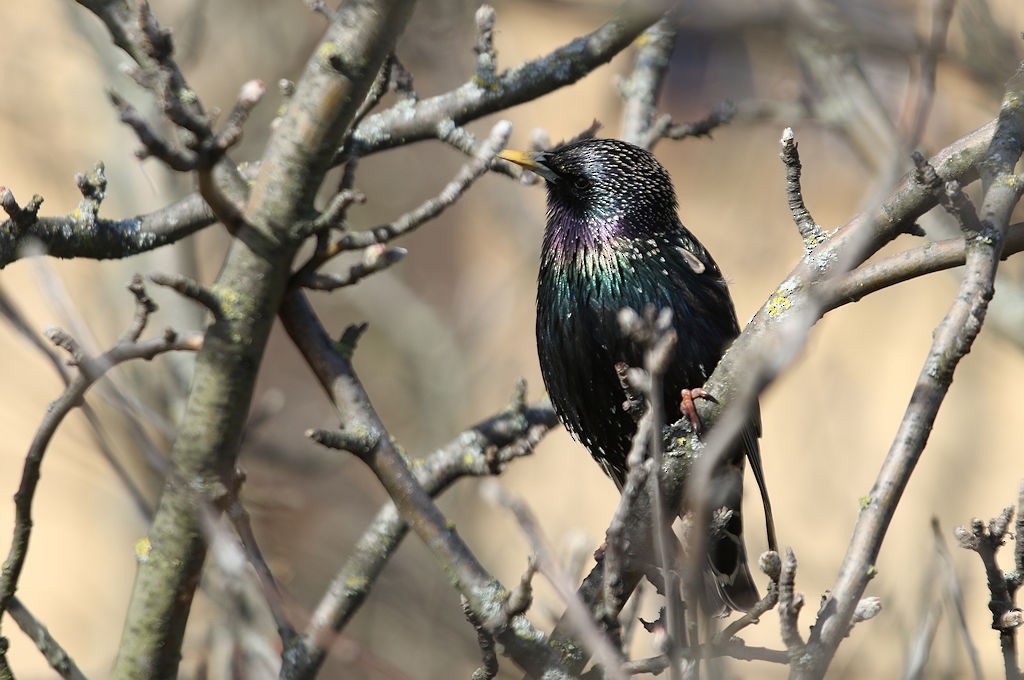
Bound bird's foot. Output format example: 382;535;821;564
679;388;711;433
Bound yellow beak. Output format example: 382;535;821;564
497;149;559;182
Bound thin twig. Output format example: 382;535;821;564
463;597;499;680
279;291;569;679
829;222;1024;311
956;507;1023;680
7;597;87;680
337;121;511;250
714;551;782;644
778;548;806;659
904;0;956;148
288;395;554;678
0;190;216;269
149;272;225;319
226;487;297;648
0;325;202;619
622;642;790;672
618;307;687;677
646;100;737;150
800;69;1024;678
474;5;498;82
619;17;676;148
295;245;406;291
932;518;983;680
780;127;827;252
0;284;157;518
482;482;628;680
1014;481;1024;597
347;2;664;157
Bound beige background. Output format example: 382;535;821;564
1;1;1023;678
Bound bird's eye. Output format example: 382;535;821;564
572;176;590;193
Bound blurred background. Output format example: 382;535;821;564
2;0;1024;678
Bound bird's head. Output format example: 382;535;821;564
498;138;678;234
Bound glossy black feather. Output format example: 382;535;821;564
530;138;772;612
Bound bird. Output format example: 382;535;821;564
498;136;775;613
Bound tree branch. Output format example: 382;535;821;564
619;17;676;148
797;65;1024;679
109;1;416;677
278;290;573;679
0;321;201;629
347;2;664;157
7;597;87;680
0;190;216;269
283;391;555;679
828;221;1024;311
957;505;1023;680
335;121;511;250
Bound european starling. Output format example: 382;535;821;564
499;137;775;612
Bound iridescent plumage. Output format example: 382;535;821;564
504;138;774;612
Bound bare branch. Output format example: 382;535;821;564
306;427;381;459
295;245;407;291
225;474;298;648
799;67;1024;679
0;189;216;269
149;272;225;319
780;127;827;251
279;291;570;679
0;319;201;623
956;506;1023;680
463;597;500;680
483;480;628;680
619;17;676;147
0;186;43;230
618;306;690;675
778;548;806;659
0;284;158;518
645;100;737;150
348;2;665;157
104;3;418;668
337;120;511;249
108;90;198;170
474;5;498;80
286;393;554;678
1014;481;1024;597
213;79;268;153
714;551;782;644
73;162;107;224
7;597;87;680
828;222;1024;311
622;642;790;671
122;273;159;343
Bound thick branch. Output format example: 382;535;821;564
110;2;416;678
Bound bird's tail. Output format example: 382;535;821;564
701;457;761;614
704;519;760;613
